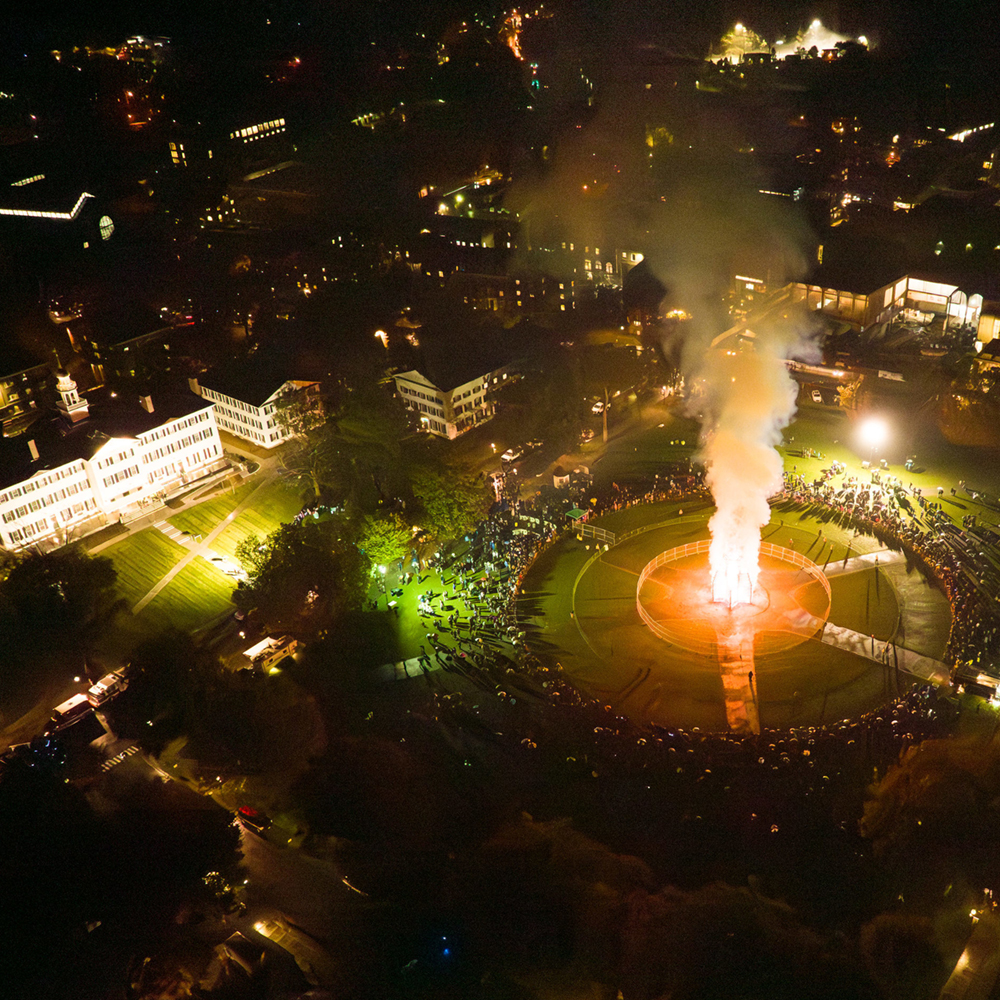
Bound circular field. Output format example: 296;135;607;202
517;501;952;733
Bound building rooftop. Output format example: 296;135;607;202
407;338;517;392
0;383;210;490
198;351;318;408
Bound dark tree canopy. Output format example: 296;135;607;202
234;518;368;633
411;465;492;542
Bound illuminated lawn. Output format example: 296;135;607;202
104;528;235;636
105;529;186;607
828;567;899;641
140;556;235;634
165;481;257;541
167;478;303;560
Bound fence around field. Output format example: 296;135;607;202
635;539;831;650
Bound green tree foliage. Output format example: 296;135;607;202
280;385;408;508
233;519;367;633
0;548;121;650
411;464;491;541
358;512;412;570
0;548;125;717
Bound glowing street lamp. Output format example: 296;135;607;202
860;416;888;464
374;329;388;348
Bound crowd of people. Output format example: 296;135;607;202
778;464;1000;675
391;447;1000;821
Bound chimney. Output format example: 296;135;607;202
28;439;39;461
140;395;154;413
188;377;201;396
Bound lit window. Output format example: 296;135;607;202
99;215;114;240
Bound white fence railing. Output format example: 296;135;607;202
635;539;831;651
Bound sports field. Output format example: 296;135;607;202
518;500;949;733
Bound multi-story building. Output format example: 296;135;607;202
790;270;983;334
0;371;227;552
394;362;515;440
192;366;321;449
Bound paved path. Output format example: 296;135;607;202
823;547;906;577
132;470;279;614
717;632;760;735
816;547;951;685
939;911;1000;1000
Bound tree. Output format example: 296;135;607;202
358;512;412;570
233;519;368;633
111;629;223;744
860;733;1000;896
411;465;492;542
272;381;326;438
280;386;408;508
0;547;121;650
0;548;125;719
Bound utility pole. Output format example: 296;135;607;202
602;385;609;444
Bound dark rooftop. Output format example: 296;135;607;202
0;384;210;490
198;351;318;408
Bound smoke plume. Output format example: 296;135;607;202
695;312;815;603
501;45;820;596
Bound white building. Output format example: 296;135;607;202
191;371;321;450
394;364;514;440
0;371;226;552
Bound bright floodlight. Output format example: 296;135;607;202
860;417;888;449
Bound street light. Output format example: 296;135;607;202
374;329;388;348
378;564;387;603
860;416;888;464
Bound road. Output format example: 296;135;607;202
237;824;360;941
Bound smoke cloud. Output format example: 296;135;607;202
502;55;821;596
695;311;817;602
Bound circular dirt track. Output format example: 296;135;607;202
518;502;952;733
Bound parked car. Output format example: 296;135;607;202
580;428;596;442
237;806;271;834
591;401;605;414
811;389;823;404
210;556;246;580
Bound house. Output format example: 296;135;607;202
192;359;321;449
0;370;226;552
394;360;516;440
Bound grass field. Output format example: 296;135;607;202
103;527;235;638
105;529;187;608
167;478;303;560
165;481;258;540
139;556;236;634
829;567;899;641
